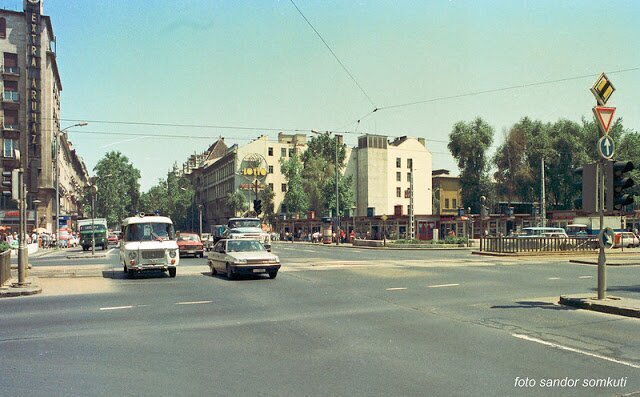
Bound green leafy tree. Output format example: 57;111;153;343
258;186;276;225
323;174;355;217
280;152;308;215
448;117;494;213
139;173;194;231
225;191;247;217
93;151;141;228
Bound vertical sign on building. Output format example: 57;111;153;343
25;0;42;162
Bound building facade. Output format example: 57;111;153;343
0;1;88;232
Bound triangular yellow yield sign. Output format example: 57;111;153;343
593;106;616;134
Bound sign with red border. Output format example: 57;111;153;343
592;106;616;135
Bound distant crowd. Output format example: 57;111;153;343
0;231;79;249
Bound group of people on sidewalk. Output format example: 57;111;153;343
0;231;79;249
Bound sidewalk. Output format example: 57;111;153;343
272;241;476;250
559;295;640;318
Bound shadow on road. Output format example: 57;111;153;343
201;271;273;281
491;301;577;311
102;270;170;280
591;285;640;293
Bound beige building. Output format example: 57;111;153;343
0;1;88;232
345;134;432;217
432;169;462;216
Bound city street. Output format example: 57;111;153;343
1;244;638;396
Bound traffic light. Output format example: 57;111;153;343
2;169;19;201
253;199;262;215
606;160;635;212
573;163;598;212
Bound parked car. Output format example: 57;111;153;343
614;232;640;248
107;233;119;245
208;238;280;280
177;233;204;258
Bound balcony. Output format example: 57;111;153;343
2;123;19;132
1;65;20;76
2;91;19;102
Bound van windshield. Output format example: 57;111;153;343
127;223;175;241
228;219;261;228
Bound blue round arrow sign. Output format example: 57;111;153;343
598;136;615;160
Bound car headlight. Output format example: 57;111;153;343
128;252;137;259
234;258;247;264
169;250;177;258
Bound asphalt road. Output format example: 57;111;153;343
1;244;638;396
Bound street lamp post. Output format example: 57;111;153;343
198;204;203;238
56;122;87;247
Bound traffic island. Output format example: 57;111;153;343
0;277;42;298
559;295;640;318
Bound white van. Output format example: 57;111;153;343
120;214;179;278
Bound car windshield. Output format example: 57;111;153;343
227;240;265;252
228;219;261;228
127;222;175;241
178;234;200;242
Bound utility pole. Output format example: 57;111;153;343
409;162;415;240
335;135;341;245
541;158;546;227
597;159;606;299
16;168;28;286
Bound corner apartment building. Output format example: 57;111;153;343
345;134;432;217
0;1;88;232
188;133;307;230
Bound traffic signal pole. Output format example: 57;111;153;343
597;159;606;300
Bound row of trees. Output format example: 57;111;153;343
87;114;638;230
449;116;640;214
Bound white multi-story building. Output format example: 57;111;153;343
345;134;432;217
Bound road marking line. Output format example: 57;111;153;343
512;333;640;369
578;276;593;279
301;249;317;253
548;277;561;280
176;301;213;305
99;306;133;311
385;287;407;291
428;283;460;288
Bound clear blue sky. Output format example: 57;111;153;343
4;0;638;190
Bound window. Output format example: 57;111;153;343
281;148;287;158
281;183;287;192
4;109;18;130
0;18;6;40
268;147;273;156
3;53;17;74
407;158;413;169
3;138;17;157
445;198;450;209
394;205;402;216
453;199;457;208
396;158;401;168
3;80;18;101
288;148;294;157
268;183;273;191
396;172;401;182
407;172;411;182
268;165;273;174
396;187;401;197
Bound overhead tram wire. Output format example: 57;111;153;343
288;0;377;109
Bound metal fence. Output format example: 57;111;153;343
0;250;10;286
480;236;598;253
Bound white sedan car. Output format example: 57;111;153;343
208;239;280;280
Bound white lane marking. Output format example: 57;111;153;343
176;301;212;305
512;333;640;369
99;306;133;311
301;249;317;253
428;283;460;288
578;276;593;279
386;287;407;291
548;277;561;280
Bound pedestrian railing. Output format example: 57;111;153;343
0;250;10;286
480;236;598;253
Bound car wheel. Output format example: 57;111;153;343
226;263;234;280
209;261;217;276
268;271;278;279
169;268;177;278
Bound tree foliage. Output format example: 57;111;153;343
448;117;494;213
225;191;248;217
139;172;194;231
93;151;141;228
280;153;308;215
258;186;276;225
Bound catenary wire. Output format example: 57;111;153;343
288;0;377;108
